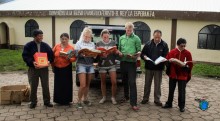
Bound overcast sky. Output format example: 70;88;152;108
0;0;219;12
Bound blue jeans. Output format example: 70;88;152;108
76;64;94;74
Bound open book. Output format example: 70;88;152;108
169;58;193;67
126;52;141;59
59;50;77;58
78;48;101;57
96;46;117;54
145;56;167;65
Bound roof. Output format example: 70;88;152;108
0;0;220;12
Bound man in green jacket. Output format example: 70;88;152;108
118;22;141;111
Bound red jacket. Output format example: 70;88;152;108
166;48;193;81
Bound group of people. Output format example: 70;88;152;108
22;22;193;112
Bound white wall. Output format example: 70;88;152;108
176;20;220;63
55;16;105;47
1;16;220;63
0;17;53;46
109;17;172;48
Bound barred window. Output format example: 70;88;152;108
70;20;85;44
198;25;220;50
133;21;151;44
25;19;39;37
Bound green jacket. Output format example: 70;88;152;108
118;33;141;62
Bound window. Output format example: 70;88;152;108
25;19;39;37
133;21;151;44
198;25;220;50
70;20;85;44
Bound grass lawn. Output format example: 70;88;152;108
0;49;27;72
192;63;220;78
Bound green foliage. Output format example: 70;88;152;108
0;49;27;72
192;63;220;78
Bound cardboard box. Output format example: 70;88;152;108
0;85;30;105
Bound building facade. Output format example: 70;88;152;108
0;1;220;63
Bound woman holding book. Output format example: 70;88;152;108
52;33;76;105
75;27;95;108
96;29;119;105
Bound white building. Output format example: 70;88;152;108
0;0;220;63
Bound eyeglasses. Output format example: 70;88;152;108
180;45;186;47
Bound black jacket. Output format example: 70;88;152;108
22;40;54;67
141;39;169;70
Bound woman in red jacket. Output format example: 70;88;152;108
162;38;193;112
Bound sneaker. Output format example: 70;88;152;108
111;97;117;105
132;106;139;111
83;100;92;106
99;97;106;104
76;102;83;109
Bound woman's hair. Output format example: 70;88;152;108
79;27;93;42
125;22;134;29
177;38;187;45
100;29;110;37
60;33;69;39
82;27;93;37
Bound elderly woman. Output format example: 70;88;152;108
52;33;76;105
75;27;95;109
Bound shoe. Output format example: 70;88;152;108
29;103;36;109
154;101;163;106
141;100;149;104
111;97;117;105
44;102;53;107
180;108;185;112
99;97;106;104
76;102;83;109
83;100;92;106
162;104;172;109
120;97;129;103
132;106;139;111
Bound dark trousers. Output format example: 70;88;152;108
166;78;187;109
143;69;162;103
120;61;137;106
28;67;50;104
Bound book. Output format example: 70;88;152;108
33;52;48;66
169;58;193;67
59;50;77;58
96;46;117;54
126;52;141;59
78;48;101;57
145;56;167;65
